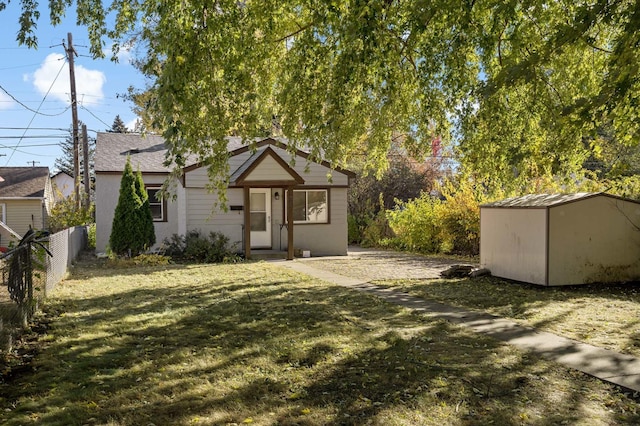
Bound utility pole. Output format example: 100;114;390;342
27;161;40;167
82;124;90;210
64;32;80;209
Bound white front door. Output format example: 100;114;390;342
250;188;271;248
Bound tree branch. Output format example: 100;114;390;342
275;21;314;43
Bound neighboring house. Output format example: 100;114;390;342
0;167;54;247
94;133;355;259
480;192;640;286
51;171;74;202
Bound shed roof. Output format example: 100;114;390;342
0;167;50;198
481;192;614;208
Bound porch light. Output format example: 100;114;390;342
274;191;280;200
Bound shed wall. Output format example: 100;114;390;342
480;207;547;285
548;196;640;285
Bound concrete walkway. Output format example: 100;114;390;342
278;260;640;393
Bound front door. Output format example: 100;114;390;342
249;188;271;248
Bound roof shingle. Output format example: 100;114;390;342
0;167;50;198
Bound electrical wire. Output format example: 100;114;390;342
5;60;67;165
0;83;71;117
79;105;113;129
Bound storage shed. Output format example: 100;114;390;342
480;193;640;286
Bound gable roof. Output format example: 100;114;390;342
231;146;305;185
0;167;50;198
481;192;640;208
95;133;355;178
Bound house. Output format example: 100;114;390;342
94;133;355;259
0;167;54;247
51;171;74;201
480;192;640;286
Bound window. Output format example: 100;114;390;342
146;187;165;222
288;189;328;223
0;203;5;223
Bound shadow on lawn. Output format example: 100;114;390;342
1;262;639;425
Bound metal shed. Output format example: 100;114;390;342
480;193;640;286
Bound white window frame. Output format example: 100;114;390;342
286;189;329;224
0;203;5;223
146;186;165;222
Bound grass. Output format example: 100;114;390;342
376;276;640;359
1;258;640;425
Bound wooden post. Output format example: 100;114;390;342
244;186;251;260
287;186;294;260
82;124;90;210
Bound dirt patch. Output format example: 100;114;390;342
296;247;478;281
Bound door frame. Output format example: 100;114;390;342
249;188;272;248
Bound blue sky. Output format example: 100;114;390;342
0;6;146;172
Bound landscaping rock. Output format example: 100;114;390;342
470;268;491;278
440;264;474;278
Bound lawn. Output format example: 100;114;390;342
1;259;640;425
377;276;640;358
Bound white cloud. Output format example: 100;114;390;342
126;117;141;131
0;90;14;110
30;53;106;106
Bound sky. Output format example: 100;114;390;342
0;6;147;173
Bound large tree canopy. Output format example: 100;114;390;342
7;0;640;191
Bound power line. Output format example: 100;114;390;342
0;136;68;140
0;80;71;117
80;105;112;129
5;59;67;165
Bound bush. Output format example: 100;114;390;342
386;179;484;256
87;223;96;249
387;194;443;253
436;181;482;255
163;230;241;263
48;195;94;233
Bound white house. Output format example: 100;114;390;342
94;133;355;259
51;171;74;202
480;193;640;286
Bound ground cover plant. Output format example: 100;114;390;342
1;259;640;425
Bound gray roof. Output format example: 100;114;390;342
0;167;50;198
95;133;171;173
95;133;256;173
481;192;605;208
94;133;356;176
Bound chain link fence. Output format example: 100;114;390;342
0;226;88;351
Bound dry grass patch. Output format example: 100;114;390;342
0;259;639;425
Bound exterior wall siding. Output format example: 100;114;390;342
2;199;46;238
281;188;348;256
95;173;179;253
245;156;296;181
186;188;245;249
480;207;547;285
548;196;640;285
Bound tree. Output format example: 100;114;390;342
109;157;155;255
109;115;128;133
9;1;640;192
